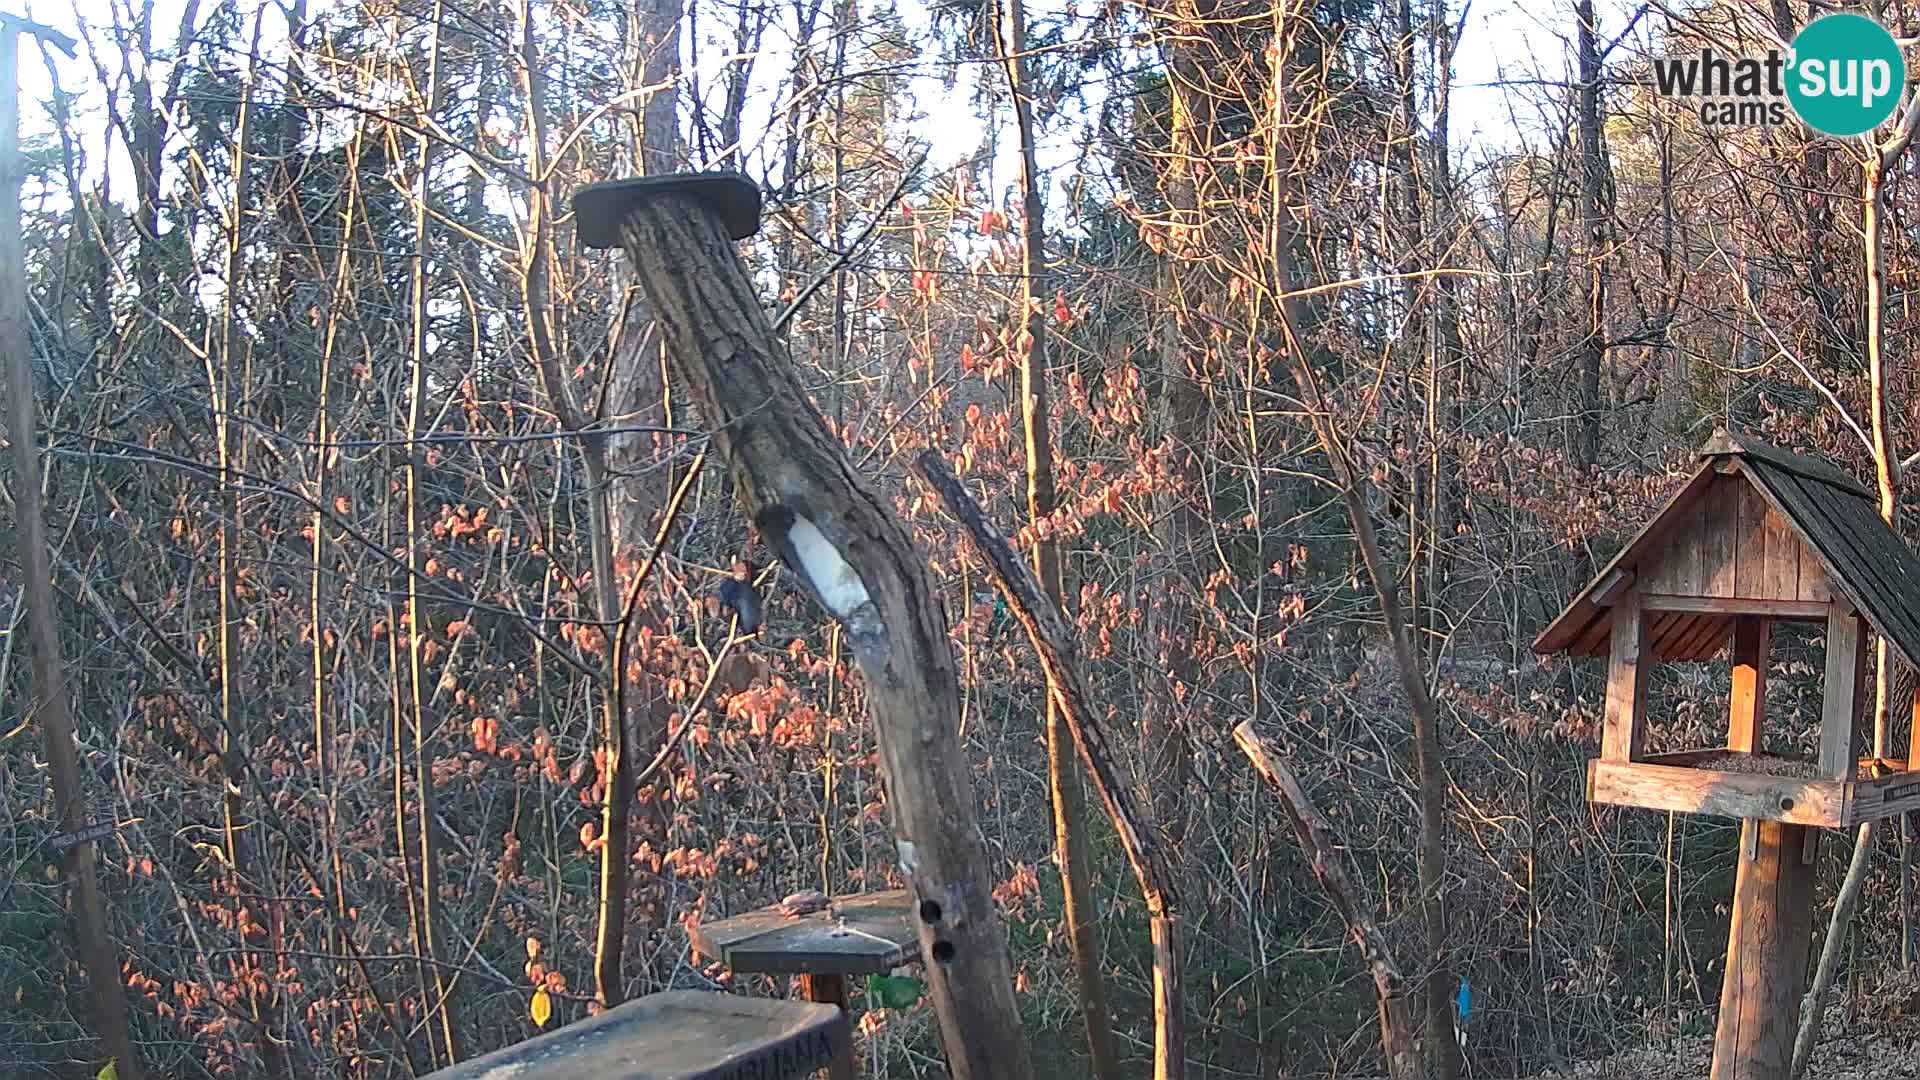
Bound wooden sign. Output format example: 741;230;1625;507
48;821;115;853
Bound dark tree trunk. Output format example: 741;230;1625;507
1574;0;1607;469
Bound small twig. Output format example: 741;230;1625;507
631;630;738;796
0;14;76;57
611;447;709;746
772;152;927;333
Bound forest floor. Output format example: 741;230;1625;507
1537;1035;1920;1080
1532;998;1920;1080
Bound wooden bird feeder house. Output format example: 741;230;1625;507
1536;428;1920;1080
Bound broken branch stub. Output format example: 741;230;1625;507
574;174;1035;1080
1233;722;1421;1080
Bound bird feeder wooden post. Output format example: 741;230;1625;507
689;890;921;1080
572;174;1036;1080
1537;428;1920;1080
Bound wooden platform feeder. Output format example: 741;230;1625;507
1535;428;1920;1080
427;989;846;1080
688;890;919;1080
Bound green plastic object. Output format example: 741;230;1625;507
864;973;925;1010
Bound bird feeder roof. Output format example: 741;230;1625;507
1534;428;1920;668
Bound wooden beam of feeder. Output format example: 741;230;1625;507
1822;604;1866;779
1728;617;1769;753
607;192;1034;1080
914;450;1185;1080
1233;722;1420;1080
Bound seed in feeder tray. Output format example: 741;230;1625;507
1686;750;1862;780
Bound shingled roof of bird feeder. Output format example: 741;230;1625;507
1534;428;1920;668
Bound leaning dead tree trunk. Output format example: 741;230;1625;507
576;174;1035;1080
914;451;1186;1080
1235;722;1422;1080
990;0;1120;1073
0;18;143;1080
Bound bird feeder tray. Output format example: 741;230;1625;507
688;889;919;977
1586;750;1920;828
425;989;845;1080
1536;428;1920;827
574;172;764;248
688;889;920;1080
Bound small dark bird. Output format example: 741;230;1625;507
715;559;762;635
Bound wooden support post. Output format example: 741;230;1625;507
1908;679;1920;968
1602;590;1649;762
797;975;853;1080
580;175;1034;1080
1710;820;1817;1080
1821;604;1865;779
0;18;143;1080
1728;617;1769;753
1713;616;1816;1079
1909;678;1920;773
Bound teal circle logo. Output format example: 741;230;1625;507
1787;13;1905;136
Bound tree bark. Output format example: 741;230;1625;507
0;25;144;1080
991;1;1121;1076
1793;95;1920;1073
213;29;291;1074
604;0;683;935
916;450;1186;1080
1150;0;1212;852
1573;0;1607;469
611;190;1036;1080
605;0;683;544
404;5;461;1061
1267;180;1457;1080
1265;5;1457;1073
518;0;682;1004
1426;0;1464;673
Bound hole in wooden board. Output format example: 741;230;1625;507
930;940;956;964
918;899;942;924
1780;796;1796;812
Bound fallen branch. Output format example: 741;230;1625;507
1233;721;1422;1080
913;449;1185;1080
